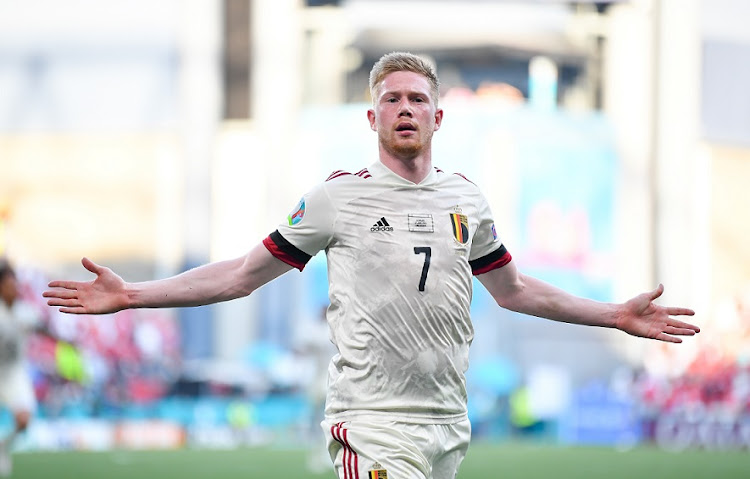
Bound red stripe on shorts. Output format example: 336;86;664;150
332;422;359;479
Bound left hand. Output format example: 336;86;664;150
616;284;700;343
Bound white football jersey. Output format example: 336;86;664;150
264;161;511;424
0;300;39;370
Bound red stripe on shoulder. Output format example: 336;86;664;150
453;172;475;185
326;170;351;181
326;168;371;182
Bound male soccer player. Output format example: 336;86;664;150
0;261;41;476
44;52;700;479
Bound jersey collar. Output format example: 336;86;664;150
369;161;439;187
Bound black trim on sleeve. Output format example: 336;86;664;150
469;245;512;275
267;230;312;269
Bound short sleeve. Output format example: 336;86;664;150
14;301;41;331
468;191;512;275
263;183;335;271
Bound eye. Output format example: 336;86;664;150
413;97;425;103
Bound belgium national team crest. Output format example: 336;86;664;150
450;213;469;244
368;463;388;479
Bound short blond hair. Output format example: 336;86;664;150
369;52;440;105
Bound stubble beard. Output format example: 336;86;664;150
380;132;429;160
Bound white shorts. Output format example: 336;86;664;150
321;418;471;479
0;364;36;413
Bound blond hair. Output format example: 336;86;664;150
369;52;440;105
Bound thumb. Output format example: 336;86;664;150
81;257;103;276
648;283;665;301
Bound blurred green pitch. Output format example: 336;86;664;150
11;442;750;479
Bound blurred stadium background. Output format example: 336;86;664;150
1;0;749;477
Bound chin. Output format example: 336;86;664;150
392;141;423;158
394;147;420;158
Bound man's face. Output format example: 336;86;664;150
0;273;17;307
368;71;443;159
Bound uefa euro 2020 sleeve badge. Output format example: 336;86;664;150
287;198;306;226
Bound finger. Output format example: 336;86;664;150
668;318;700;332
666;307;695;317
648;283;665;301
42;290;78;300
46;298;81;308
46;281;80;290
655;333;682;344
81;257;101;275
58;306;87;314
663;326;696;336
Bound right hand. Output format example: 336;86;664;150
43;257;130;314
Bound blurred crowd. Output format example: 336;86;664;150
4;263;750;451
13;265;182;419
633;290;750;450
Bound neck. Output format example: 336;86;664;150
378;147;433;184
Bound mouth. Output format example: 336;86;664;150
395;122;417;135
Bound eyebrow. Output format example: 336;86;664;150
381;89;430;99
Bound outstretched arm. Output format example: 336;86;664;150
43;243;294;314
477;260;700;343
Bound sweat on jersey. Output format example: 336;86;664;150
263;161;512;424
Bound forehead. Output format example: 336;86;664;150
376;71;433;97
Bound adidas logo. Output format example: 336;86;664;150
370;217;394;232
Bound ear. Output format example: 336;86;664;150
367;109;377;131
433;108;444;131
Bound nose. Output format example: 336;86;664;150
398;99;413;117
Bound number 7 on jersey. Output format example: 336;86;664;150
413;246;431;292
